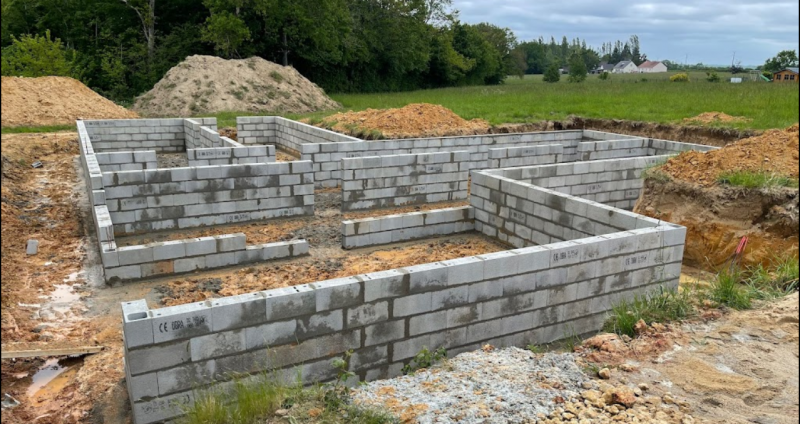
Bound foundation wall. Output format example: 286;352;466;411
122;222;684;424
96;150;159;172
102;236;309;282
102;161;315;235
186;145;276;166
341;151;471;211
84;118;215;153
487;144;564;168
577;139;651;161
184;118;219;149
650;138;718;155
341;206;475;249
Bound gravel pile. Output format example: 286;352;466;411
352;347;592;423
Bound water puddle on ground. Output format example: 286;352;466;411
49;278;82;314
26;357;83;406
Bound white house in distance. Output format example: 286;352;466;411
612;61;638;73
638;60;668;73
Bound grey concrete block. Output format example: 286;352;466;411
215;233;247;252
313;277;362;311
244;319;297;350
131;390;195;424
151;302;213;344
346;301;389;328
126;340;191;375
157;360;216;395
393;292;431;317
189;329;246;361
407;263;448;293
153;240;187;261
296;310;344;339
264;285;316;320
210;292;267;332
363;269;406;302
122;299;153;349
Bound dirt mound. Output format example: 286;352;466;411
684;111;751;124
659;124;799;186
1;77;137;127
317;103;490;139
132;55;340;117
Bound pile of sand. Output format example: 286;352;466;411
1;76;138;127
659;124;799;186
132;55;340;117
683;112;751;125
317;103;490;139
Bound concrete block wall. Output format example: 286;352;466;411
83;118;201;153
299;131;584;188
341;151;471;211
582;130;643;141
96;150;158;172
470;168;666;248
122;222;685;424
236;116;360;150
507;156;670;211
184;118;219;149
102;161;315;235
488;144;564;168
577;139;650;161
342;206;475;249
650;138;718;155
186;145;276;166
102;236;309;283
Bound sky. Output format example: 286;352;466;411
454;0;799;67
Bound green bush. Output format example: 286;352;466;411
543;63;561;83
598;71;611;81
706;71;721;82
1;30;74;77
670;73;690;82
402;346;447;374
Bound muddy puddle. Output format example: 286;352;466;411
25;357;83;406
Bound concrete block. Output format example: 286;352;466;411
210;292;267;332
153;240;187;261
479;251;519;280
174;256;205;273
215;233;247;252
441;256;485;286
131;390;194;424
122;299;153;349
313;277;362;312
363;269;406;302
126;340;191;375
407;263;448;293
118;245;154;266
26;239;38;255
264;285;316;320
189;329;246;361
150;302;213;344
157;360;216;395
296;310;344;339
244;319;297;350
346;301;389;328
393;292;431;317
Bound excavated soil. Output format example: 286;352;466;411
658;124;799;186
683;112;752;125
636;180;798;269
1;77;138;127
132;55;340;117
313;103;490;139
635;125;799;269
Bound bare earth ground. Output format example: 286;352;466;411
1;132;797;424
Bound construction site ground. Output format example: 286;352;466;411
1;126;797;423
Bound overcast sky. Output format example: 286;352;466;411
454;0;799;66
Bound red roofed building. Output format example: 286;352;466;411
638;60;668;73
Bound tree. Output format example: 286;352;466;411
567;52;587;82
121;0;156;63
763;50;799;73
1;30;73;77
201;11;250;58
543;62;560;82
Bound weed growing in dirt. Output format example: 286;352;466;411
744;255;800;299
561;325;583;352
604;286;694;337
270;71;285;83
717;170;799;189
402;346;447;375
707;269;753;309
180;355;397;424
0;124;75;134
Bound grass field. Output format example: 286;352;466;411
2;71;797;133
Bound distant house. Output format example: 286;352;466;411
774;67;799;82
592;62;615;74
638;60;668;73
612;61;637;74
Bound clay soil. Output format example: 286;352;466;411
313;103;490;139
659;124;799;187
132;55;340;117
683;112;752;125
1;77;138;127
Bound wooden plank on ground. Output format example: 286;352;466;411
1;345;104;359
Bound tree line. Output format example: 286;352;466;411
1;0;649;101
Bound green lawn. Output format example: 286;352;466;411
3;71;797;133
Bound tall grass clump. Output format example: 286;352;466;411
745;255;800;299
604;286;694;337
717;170;799;189
707;269;752;310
